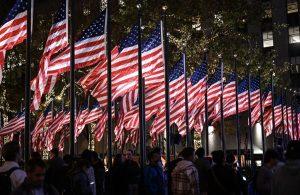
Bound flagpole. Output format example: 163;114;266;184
219;55;226;152
280;89;286;147
137;0;146;169
69;0;75;156
234;54;241;165
258;68;265;154
296;103;299;140
106;1;113;169
204;50;209;156
271;70;276;148
291;92;295;140
183;53;190;146
285;89;290;140
246;62;254;170
25;0;33;162
162;5;171;193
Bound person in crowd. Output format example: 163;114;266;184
256;149;279;195
226;153;246;194
171;147;200;195
45;148;65;193
169;151;183;175
82;149;97;195
152;147;164;168
111;153;125;195
207;150;240;195
194;147;211;195
66;158;93;195
0;141;26;194
271;141;300;195
122;149;140;195
12;158;59;195
144;150;166;195
91;151;105;195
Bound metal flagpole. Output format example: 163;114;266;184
296;103;299;140
280;89;285;147
259;68;266;154
246;63;254;170
162;5;171;193
234;54;241;165
25;0;33;162
106;1;113;169
291;93;295;140
204;51;209;156
285;89;290;140
69;0;75;156
137;0;146;169
183;53;190;146
271;71;276;148
219;55;226;152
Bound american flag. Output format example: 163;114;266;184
263;97;283;136
112;24;164;100
0;112;25;136
283;106;293;137
47;9;106;75
209;73;236;121
0;0;27;82
93;111;107;141
75;103;89;139
44;111;65;150
92;24;164;107
89;25;139;104
182;60;207;131
78;46;119;92
31;0;68;110
149;57;185;137
191;66;222;131
31;107;53;150
250;85;272;126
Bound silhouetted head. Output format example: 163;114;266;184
195;147;205;159
211;150;225;165
181;147;195;161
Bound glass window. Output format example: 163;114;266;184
291;56;300;64
289;27;300;43
263;31;274;47
287;2;298;14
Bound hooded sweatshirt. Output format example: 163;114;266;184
171;160;200;195
271;160;300;195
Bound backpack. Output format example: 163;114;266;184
0;167;21;194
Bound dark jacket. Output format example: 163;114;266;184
194;158;211;193
207;164;240;195
144;164;165;195
72;170;93;195
92;160;105;195
256;165;274;195
271;160;300;195
11;179;59;195
45;157;65;193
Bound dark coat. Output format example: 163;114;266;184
92;160;105;195
45;157;65;193
11;179;59;195
271;160;300;195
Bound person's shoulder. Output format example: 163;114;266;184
10;168;27;179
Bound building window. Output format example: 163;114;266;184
287;2;298;14
289;27;300;43
291;56;300;65
263;31;274;48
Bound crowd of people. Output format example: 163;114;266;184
0;140;299;195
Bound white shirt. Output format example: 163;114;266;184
0;161;27;190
